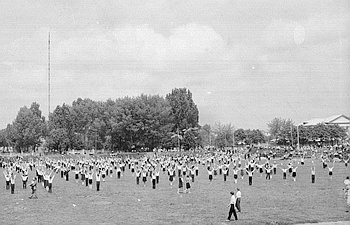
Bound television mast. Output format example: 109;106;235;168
48;32;51;116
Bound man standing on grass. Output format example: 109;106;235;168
344;176;350;199
344;176;350;212
10;172;16;194
236;188;241;213
227;191;238;221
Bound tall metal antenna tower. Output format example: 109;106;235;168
48;32;51;116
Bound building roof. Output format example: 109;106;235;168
302;114;350;126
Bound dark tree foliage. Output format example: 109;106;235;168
5;103;46;152
166;88;200;150
268;117;348;146
166;88;199;131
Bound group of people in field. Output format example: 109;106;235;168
1;146;350;218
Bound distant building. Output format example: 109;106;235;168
301;114;350;132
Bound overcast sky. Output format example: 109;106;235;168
0;0;349;130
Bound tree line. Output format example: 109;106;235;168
0;88;348;153
267;117;348;146
0;88;200;152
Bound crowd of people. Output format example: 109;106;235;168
1;146;350;220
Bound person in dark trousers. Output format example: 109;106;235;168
29;178;38;199
236;188;242;212
311;164;316;183
96;169;101;191
10;173;16;194
227;191;238;221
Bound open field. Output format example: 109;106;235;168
1;158;350;225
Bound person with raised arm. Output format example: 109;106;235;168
185;175;191;193
168;166;175;186
207;166;214;183
265;164;272;180
88;169;93;189
29;178;38;199
223;166;228;182
96;169;101;191
142;167;147;187
21;170;28;189
272;161;278;175
10;172;16;194
3;169;11;190
246;167;255;186
155;168;160;184
292;166;298;182
328;161;335;180
178;175;183;194
232;166;239;184
152;169;157;189
48;170;55;193
311;163;316;183
256;163;264;177
280;163;288;182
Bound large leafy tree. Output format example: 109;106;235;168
268;117;294;145
234;129;246;144
166;88;199;149
298;124;347;145
109;95;174;151
212;123;234;149
166;88;199;130
5;124;17;151
47;104;81;151
11;102;46;152
0;129;7;150
199;124;212;147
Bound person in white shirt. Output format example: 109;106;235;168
88;170;93;189
155;169;160;184
48;172;55;193
246;167;255;186
223;166;228;182
227;191;238;221
232;167;238;184
236;188;242;213
135;168;141;185
21;172;28;189
311;164;316;183
185;175;191;193
343;176;350;199
3;170;11;190
152;171;157;189
168;167;174;186
29;178;38;199
10;173;16;194
96;170;101;191
292;166;298;182
207;167;213;183
344;176;350;189
328;162;334;180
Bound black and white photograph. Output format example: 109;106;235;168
0;0;349;224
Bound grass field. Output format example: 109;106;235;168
0;158;349;225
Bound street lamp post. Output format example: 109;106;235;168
297;125;300;150
233;127;235;147
177;128;180;151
